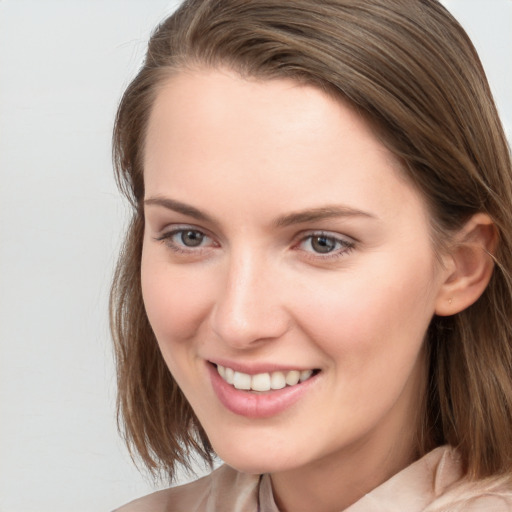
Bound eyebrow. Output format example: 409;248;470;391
144;196;375;227
144;197;214;223
273;206;376;227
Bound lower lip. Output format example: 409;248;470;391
208;364;319;419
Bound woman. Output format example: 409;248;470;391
111;1;512;510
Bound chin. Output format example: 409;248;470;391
222;456;294;476
213;440;304;475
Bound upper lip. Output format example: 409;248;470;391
208;359;318;375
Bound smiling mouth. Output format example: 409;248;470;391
215;364;319;392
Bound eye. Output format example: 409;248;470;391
297;232;355;257
177;229;206;247
155;226;216;253
309;234;338;254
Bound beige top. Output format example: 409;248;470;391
114;446;512;512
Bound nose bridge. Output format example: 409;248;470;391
211;246;288;348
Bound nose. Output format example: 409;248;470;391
210;249;290;349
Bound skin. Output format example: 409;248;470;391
141;68;454;512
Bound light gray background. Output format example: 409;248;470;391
0;1;510;511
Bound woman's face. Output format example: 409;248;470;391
141;69;449;477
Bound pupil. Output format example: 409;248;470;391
181;230;204;247
312;235;335;253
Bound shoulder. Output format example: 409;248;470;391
346;446;512;512
418;446;512;512
112;464;261;512
426;474;512;512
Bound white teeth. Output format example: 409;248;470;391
216;365;315;391
251;373;271;392
233;371;251;390
225;367;235;385
285;370;300;386
300;369;313;382
270;371;286;390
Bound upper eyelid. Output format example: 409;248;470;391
295;229;356;243
146;205;359;238
155;227;218;254
156;223;213;238
157;227;353;240
153;224;356;249
293;231;356;256
148;216;226;243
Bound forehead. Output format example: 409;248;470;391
143;68;428;227
144;68;356;164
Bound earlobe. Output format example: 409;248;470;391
435;213;497;317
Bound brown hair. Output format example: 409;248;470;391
111;0;512;481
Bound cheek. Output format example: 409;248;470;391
293;252;438;363
140;247;213;343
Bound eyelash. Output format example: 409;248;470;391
155;227;356;260
293;231;356;260
155;227;216;255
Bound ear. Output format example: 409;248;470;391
435;213;497;316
